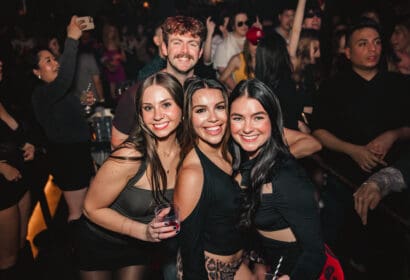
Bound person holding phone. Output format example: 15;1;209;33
30;16;95;226
76;72;181;280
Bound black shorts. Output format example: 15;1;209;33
74;216;154;271
0;175;29;210
47;142;95;191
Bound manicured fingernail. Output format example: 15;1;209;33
164;222;169;226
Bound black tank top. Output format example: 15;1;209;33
193;146;243;254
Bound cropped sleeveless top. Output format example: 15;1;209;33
179;146;244;279
83;157;173;244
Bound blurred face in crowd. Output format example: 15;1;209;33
230;96;271;159
278;9;295;32
390;24;410;52
346;27;382;72
191;88;227;147
141;85;182;139
32;50;60;83
48;37;60;57
303;9;322;30
310;39;321;63
233;13;249;37
162;33;203;75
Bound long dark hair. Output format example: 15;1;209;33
255;33;293;89
124;72;183;204
229;79;290;228
180;77;230;165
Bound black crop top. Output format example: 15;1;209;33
179;146;243;279
241;157;325;279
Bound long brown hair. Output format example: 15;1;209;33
124;72;183;204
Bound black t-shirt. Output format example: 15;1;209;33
312;69;410;184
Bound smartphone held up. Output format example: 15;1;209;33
76;16;95;30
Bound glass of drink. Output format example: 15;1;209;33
154;203;180;232
80;82;95;115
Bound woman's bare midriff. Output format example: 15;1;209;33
258;227;297;242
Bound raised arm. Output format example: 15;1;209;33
288;0;306;65
203;17;216;65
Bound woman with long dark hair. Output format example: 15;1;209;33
75;72;181;279
174;77;252;279
229;79;325;279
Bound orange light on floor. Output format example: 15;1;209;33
27;175;62;257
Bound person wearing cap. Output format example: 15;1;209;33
219;26;264;91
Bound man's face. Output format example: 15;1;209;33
346;27;382;72
162;33;203;75
233;13;249;37
278;9;295;32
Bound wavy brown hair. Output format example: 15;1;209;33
162;15;206;46
123;72;183;204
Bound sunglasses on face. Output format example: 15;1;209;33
305;10;322;18
237;20;250;27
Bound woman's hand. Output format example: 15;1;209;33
0;162;22;181
22;143;35;161
67;15;83;40
145;207;179;242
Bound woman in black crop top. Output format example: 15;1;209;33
75;72;181;279
174;77;252;279
229;79;326;280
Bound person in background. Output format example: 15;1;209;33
302;5;322;31
111;15;206;149
219;26;263;91
101;22;127;101
388;15;410;75
354;149;409;225
30;16;95;226
275;3;296;44
0;58;36;280
76;72;181;280
311;17;410;278
213;10;249;85
175;77;253;279
137;21;166;82
230;79;325;279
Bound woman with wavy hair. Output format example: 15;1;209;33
75;72;181;280
174;77;252;279
229;79;325;279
